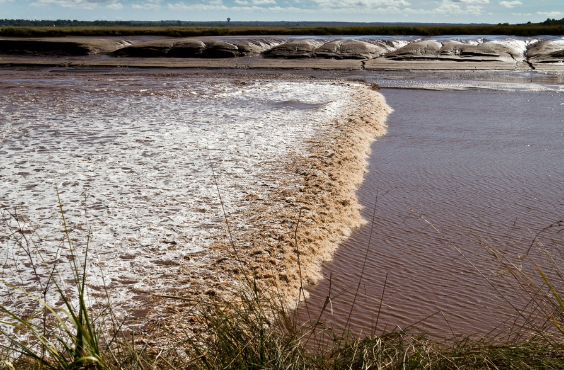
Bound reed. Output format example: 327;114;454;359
479;219;564;343
2;202;564;369
1;24;563;38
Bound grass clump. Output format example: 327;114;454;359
0;198;116;370
2;201;564;369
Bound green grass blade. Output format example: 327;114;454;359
534;262;564;313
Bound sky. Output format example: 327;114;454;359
0;0;562;24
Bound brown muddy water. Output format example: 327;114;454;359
302;88;564;338
2;67;563;339
0;69;359;319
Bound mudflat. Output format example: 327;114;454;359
1;36;563;71
0;37;131;56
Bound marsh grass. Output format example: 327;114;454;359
0;194;117;369
2;199;564;369
1;25;564;38
479;219;564;344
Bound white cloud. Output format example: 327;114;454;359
30;0;119;8
173;0;406;9
167;0;229;9
311;0;410;8
106;2;123;9
499;0;521;8
464;5;483;13
167;2;309;11
537;11;563;18
401;0;484;15
263;5;304;11
167;1;227;10
131;0;162;9
167;0;488;15
316;5;410;13
436;1;482;14
433;1;463;13
454;0;489;3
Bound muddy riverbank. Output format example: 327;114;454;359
1;36;563;72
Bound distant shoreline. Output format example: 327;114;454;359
1;25;563;38
1;35;563;73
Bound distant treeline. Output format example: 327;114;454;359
542;18;564;26
0;19;493;28
0;23;563;38
3;18;564;28
0;19;212;27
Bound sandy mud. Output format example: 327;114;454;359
111;38;281;58
384;39;525;63
314;39;394;59
527;39;564;70
262;39;326;58
0;38;131;56
1;36;563;72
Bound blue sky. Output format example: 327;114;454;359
0;0;562;24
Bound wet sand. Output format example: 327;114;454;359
0;55;544;71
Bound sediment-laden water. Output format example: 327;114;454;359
303;86;564;337
1;66;563;340
0;70;371;320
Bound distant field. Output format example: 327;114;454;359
0;25;563;37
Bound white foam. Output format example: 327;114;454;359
0;73;352;317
